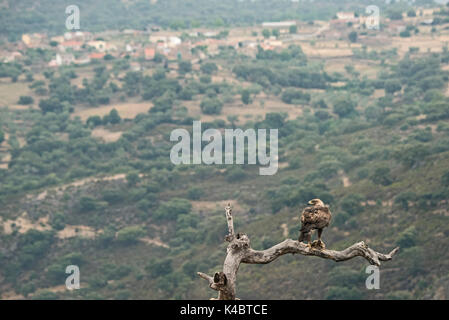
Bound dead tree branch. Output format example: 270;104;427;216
224;203;234;242
197;204;399;300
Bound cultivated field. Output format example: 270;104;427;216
72;102;153;121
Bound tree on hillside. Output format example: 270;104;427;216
0;129;4;144
289;25;297;34
123;71;142;97
262;29;271;39
197;204;399;300
178;60;192;75
388;10;403;20
385;79;402;95
370;167;393;186
348;31;357;43
241;89;251;105
200;98;223;114
18;96;34;105
441;171;449;187
108;109;121;124
38;98;64;113
200;62;218;75
407;9;416;17
333;97;356;118
116;226;145;244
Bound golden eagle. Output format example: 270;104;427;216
298;199;332;249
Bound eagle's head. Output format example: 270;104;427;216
308;199;325;206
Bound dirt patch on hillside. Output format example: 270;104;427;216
342;175;351;187
57;225;100;239
1;291;25;300
302;41;357;58
17;136;26;147
393;35;449;56
372;89;385;98
72;102;153;121
139;237;169;248
58;173;128;190
184;97;303;123
0;152;10;169
0;81;32;106
325;59;380;79
0;212;103;239
0;131;11;169
1;212;51;234
29;173;144;202
338;170;351;187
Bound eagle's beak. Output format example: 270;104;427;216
308;200;313;205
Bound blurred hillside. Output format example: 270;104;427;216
1;0;449;300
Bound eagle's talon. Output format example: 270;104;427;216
318;240;326;250
310;240;326;250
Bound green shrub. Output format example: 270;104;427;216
400;247;424;276
386;290;413;300
146;258;173;278
126;172;140;186
178;60;192;75
370;167;393;186
102;264;132;280
187;187;203;200
79;196;107;212
200;98;223;115
442;171;449;187
327;266;364;287
394;192;416;210
88;275;108;289
348;31;357;43
396;226;418;248
155;198;192;220
116;226;145;244
333;97;356;118
339;194;365;216
18;95;34;105
115;290;131;299
226;166;247;182
200;62;218;75
32;290;59;300
281;88;310;104
325;286;363;300
50;213;65;230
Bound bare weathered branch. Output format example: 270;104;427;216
197;272;215;288
224;203;234;242
242;239;399;267
197;204;399;300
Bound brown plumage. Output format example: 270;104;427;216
214;272;227;286
298;199;332;249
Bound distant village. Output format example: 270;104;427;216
0;7;438;68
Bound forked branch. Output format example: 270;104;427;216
197;204;399;300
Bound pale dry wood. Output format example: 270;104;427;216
224;203;234;242
197;204;399;300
